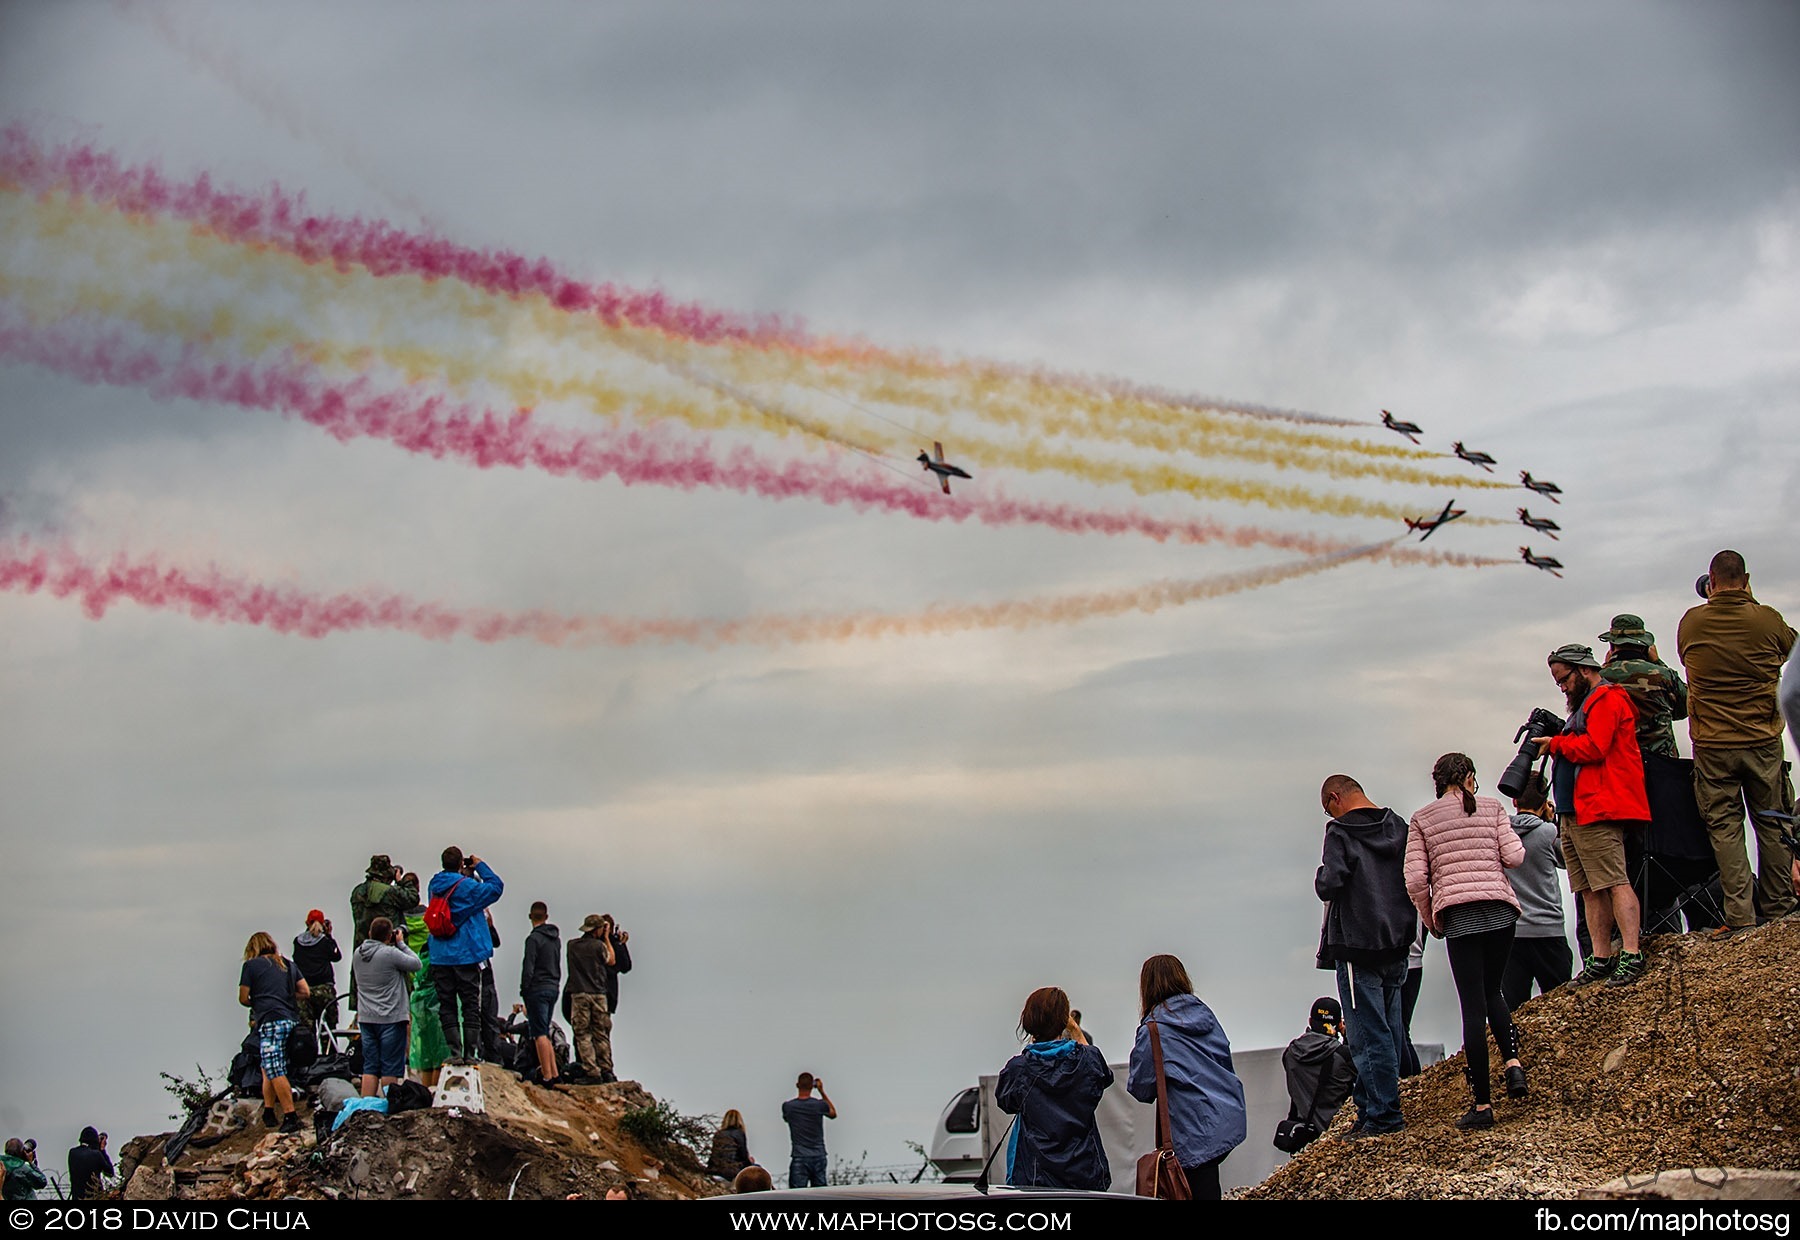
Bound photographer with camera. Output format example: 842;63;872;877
1678;550;1797;934
426;847;504;1064
2;1137;48;1201
1532;644;1651;988
351;915;421;1097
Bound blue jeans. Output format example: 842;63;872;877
361;1020;408;1081
789;1154;828;1188
1336;958;1408;1132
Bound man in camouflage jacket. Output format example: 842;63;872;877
348;854;420;1011
1599;613;1688;759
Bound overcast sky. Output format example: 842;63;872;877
2;1;1798;1182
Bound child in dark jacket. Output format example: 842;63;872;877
1281;997;1358;1144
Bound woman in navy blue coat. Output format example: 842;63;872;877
996;986;1114;1191
1127;955;1247;1200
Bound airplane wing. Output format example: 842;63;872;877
934;441;945;463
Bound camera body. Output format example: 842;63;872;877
1498;706;1566;800
1695;574;1712;600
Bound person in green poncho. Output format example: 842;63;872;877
401;877;449;1088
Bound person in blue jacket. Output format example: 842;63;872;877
427;846;504;1063
1127;954;1247;1201
996;986;1114;1191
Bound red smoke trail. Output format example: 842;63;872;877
0;126;801;349
0;538;1400;648
0;128;1366;431
0;314;1499;567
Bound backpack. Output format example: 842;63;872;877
424;877;464;939
386;1080;434;1114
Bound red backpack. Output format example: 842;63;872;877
424;878;464;939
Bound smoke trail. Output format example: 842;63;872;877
0;196;1513;524
0;310;1510;565
113;0;439;228
0;536;1397;648
0;127;1406;445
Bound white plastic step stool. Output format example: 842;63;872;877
432;1064;486;1113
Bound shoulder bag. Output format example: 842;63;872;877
1134;1020;1192;1200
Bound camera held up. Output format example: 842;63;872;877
1498;706;1566;800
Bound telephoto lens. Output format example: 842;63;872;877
1498;707;1565;799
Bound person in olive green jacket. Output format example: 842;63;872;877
348;854;419;1010
1677;550;1798;932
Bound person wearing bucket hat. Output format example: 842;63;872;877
347;855;418;1013
1598;614;1688;760
1677;550;1798;934
1534;644;1650;987
565;913;619;1082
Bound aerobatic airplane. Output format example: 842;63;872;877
1518;508;1561;540
1520;471;1563;503
1404;498;1466;541
1381;410;1423;443
918;442;973;494
1453;441;1497;472
1521;546;1564;578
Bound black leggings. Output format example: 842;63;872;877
1445;926;1520;1105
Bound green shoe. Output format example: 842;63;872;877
1606;950;1647;987
1572;954;1618;986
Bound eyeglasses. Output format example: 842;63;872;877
1322;792;1339;815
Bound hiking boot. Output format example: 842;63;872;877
1707;924;1744;941
1606;950;1647;987
1454;1106;1495;1130
278;1112;301;1135
262;1107;279;1128
1572;954;1618;986
1505;1065;1528;1099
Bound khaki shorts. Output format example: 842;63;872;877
1560;814;1632;894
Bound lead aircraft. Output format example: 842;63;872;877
1381;410;1424;443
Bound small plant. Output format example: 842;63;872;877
904;1140;944;1184
159;1063;224;1121
827;1150;874;1186
618;1099;715;1162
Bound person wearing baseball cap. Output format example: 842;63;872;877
1533;644;1651;987
292;909;342;1030
1598;614;1688;760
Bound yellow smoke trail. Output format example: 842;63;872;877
0;191;1509;520
592;541;1398;647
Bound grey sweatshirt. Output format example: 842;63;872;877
351;939;422;1023
1507;813;1569;938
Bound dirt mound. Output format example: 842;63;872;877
1247;918;1800;1199
119;1067;726;1201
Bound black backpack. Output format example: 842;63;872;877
386;1080;434;1114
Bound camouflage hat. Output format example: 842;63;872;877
366;854;395;880
1599;614;1654;647
1548;643;1602;670
579;914;606;934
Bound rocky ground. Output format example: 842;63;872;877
117;1068;724;1201
1246;917;1800;1199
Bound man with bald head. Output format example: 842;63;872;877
1315;774;1416;1137
1678;550;1798;934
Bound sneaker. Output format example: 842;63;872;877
1454;1106;1495;1130
262;1107;278;1128
278;1112;301;1135
1606;950;1647;987
1572;954;1618;986
1505;1065;1528;1099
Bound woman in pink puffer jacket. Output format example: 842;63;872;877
1407;752;1528;1130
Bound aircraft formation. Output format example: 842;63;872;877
1381;412;1570;577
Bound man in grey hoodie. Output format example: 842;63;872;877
351;917;422;1098
1501;772;1574;1011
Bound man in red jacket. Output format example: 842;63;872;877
1535;643;1652;987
